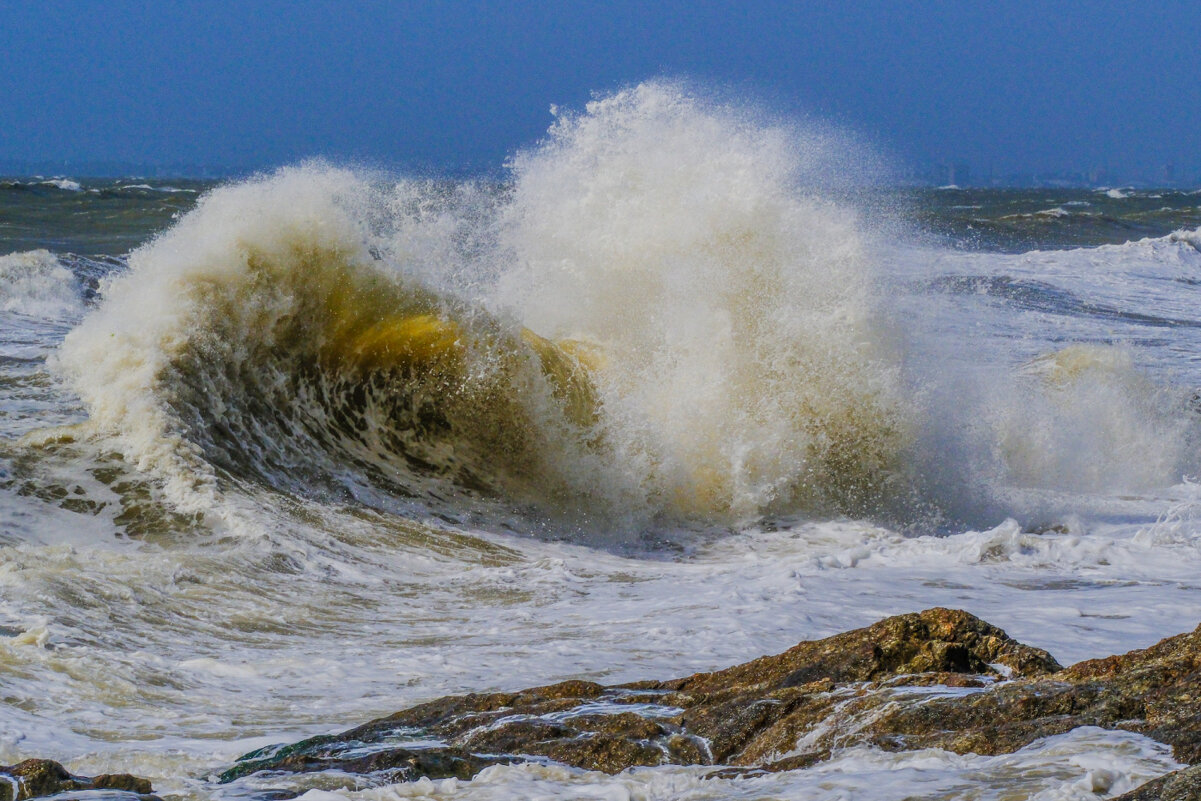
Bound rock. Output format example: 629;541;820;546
837;618;1201;766
0;759;156;801
0;760;79;801
662;606;1061;766
659;607;1060;697
91;774;155;795
211;607;1201;796
459;718;579;754
217;744;509;785
540;734;663;774
1112;765;1201;800
219;608;1063;784
19;607;1201;798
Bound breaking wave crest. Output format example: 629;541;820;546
50;82;1201;536
52;83;912;530
0;250;85;318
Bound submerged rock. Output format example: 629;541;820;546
0;759;156;801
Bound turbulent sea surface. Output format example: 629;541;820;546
4;84;1201;799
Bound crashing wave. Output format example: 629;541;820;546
54;84;913;529
0;250;85;318
50;83;1201;536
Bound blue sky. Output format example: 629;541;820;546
2;1;1199;178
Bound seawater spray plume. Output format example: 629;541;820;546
47;85;923;534
53;81;1192;539
997;344;1197;494
495;81;913;522
893;233;1201;527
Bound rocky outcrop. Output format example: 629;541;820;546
15;608;1201;799
216;607;1201;798
219;608;1062;781
0;759;155;801
842;613;1201;766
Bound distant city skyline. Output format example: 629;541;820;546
4;1;1199;181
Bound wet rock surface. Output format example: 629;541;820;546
1113;764;1201;800
0;759;156;801
215;607;1201;798
219;609;1053;780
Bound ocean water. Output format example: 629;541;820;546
4;83;1201;799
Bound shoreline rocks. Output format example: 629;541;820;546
218;608;1201;798
16;607;1201;799
221;608;1077;781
